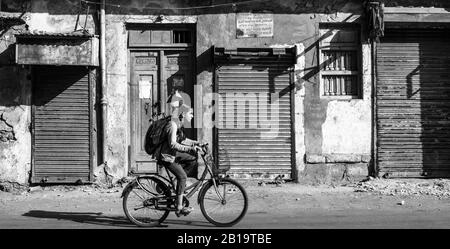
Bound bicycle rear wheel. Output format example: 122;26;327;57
199;178;248;227
122;176;171;227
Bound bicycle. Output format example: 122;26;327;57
121;143;248;227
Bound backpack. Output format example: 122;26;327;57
144;115;172;158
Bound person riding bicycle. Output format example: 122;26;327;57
156;103;202;216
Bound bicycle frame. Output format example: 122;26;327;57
154;151;224;202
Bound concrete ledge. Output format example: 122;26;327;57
326;154;361;163
298;163;369;185
227;172;291;180
306;153;371;164
305;154;326;164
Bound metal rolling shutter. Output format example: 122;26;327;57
32;66;92;183
376;29;450;177
215;49;295;177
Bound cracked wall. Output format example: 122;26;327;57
1;0;96;185
0;67;31;185
1;0;374;184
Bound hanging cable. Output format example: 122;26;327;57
74;0;82;31
80;0;269;10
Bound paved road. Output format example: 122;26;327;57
1;183;450;229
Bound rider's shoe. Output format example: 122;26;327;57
175;206;193;217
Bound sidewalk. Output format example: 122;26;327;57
1;178;450;229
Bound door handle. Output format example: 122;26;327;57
144;102;150;115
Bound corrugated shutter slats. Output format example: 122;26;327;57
32;67;91;183
217;57;293;175
376;29;450;177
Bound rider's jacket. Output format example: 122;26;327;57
156;120;196;163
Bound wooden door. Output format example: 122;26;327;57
129;49;195;174
130;51;160;173
163;50;195;139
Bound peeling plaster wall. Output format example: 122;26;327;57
97;0;370;181
321;44;372;156
0;67;32;185
1;0;375;184
0;0;97;185
3;0;370;184
195;7;370;179
103;19;128;181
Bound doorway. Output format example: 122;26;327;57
128;25;195;174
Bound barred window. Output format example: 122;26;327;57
173;30;191;43
319;24;361;98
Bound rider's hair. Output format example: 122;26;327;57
178;104;193;121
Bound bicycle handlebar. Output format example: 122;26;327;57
196;143;209;155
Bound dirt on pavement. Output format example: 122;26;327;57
0;177;450;228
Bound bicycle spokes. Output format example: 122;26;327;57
199;179;248;226
122;176;171;226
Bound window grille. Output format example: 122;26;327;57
319;25;361;98
173;30;191;43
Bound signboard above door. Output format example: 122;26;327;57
15;31;98;66
236;13;274;38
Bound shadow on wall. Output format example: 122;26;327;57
378;28;450;178
0;66;28;107
412;29;450;177
298;21;361;156
31;65;89;107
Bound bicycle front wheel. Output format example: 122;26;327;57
199;178;248;227
122;176;170;227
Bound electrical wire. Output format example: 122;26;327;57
80;0;269;10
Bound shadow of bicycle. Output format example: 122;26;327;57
22;210;136;228
22;210;214;228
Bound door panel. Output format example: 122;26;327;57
130;52;159;173
163;51;195;139
130;49;195;174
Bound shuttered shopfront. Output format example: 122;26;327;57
214;48;295;177
32;66;93;183
376;29;450;177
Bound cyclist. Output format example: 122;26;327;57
156;103;202;216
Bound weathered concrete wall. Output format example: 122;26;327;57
0;67;32;185
195;5;370;180
95;0;371;181
1;0;374;184
0;0;97;185
102;18;128;182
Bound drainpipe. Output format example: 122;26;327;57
99;0;107;166
371;39;377;177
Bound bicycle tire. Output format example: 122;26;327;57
122;175;171;227
199;178;248;227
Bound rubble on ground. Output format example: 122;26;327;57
0;181;28;194
258;175;287;187
0;176;133;195
354;177;450;198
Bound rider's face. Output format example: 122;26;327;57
184;110;193;123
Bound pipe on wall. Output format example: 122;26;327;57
99;0;107;165
371;39;378;177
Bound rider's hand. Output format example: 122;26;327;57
193;145;202;153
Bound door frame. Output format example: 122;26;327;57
127;24;197;175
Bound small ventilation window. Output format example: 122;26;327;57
319;24;362;98
173;30;191;43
